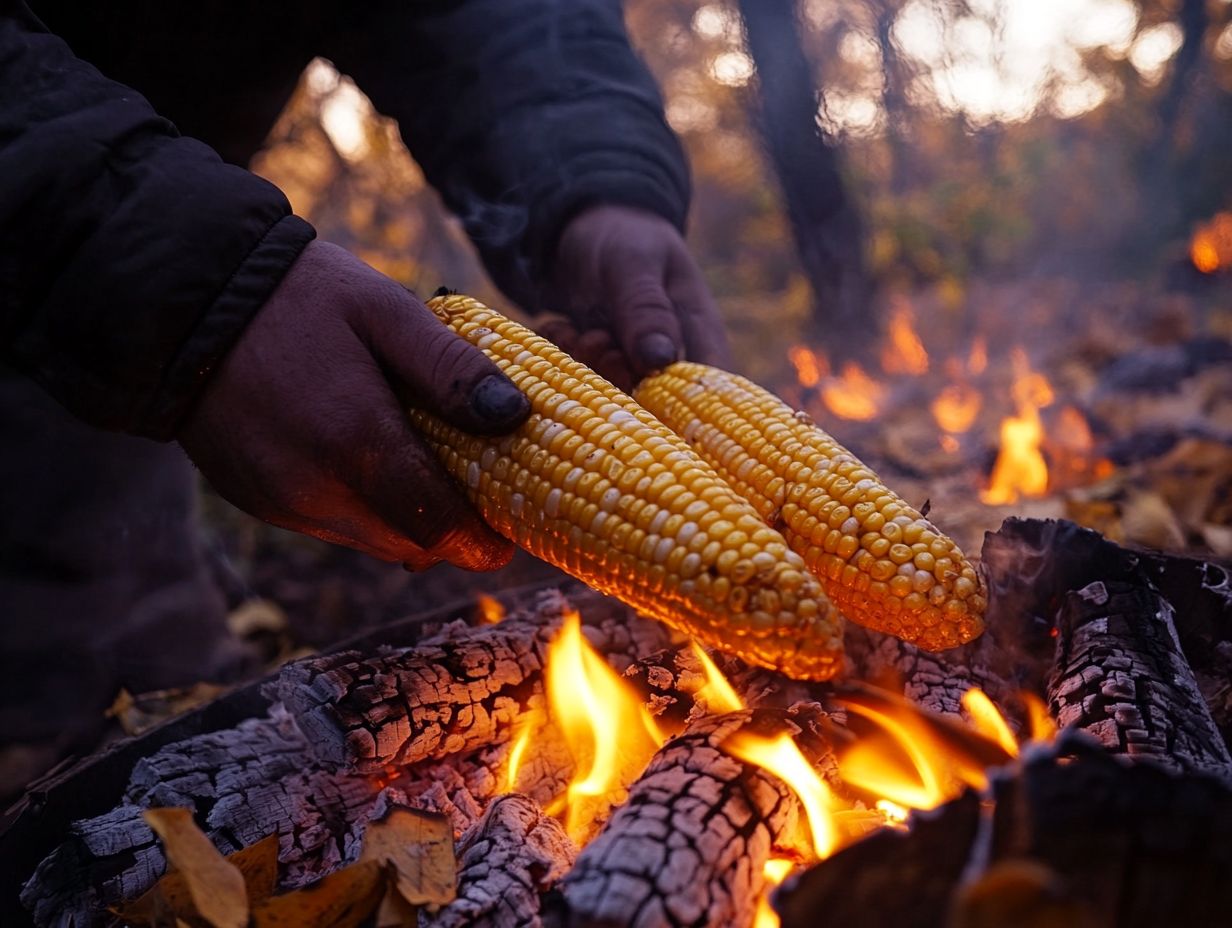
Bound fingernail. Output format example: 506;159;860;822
470;374;529;427
635;332;680;371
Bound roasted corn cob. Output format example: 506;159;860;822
634;362;985;650
413;295;844;679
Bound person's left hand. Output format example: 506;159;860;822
545;204;731;391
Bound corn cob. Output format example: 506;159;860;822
412;295;844;679
634;362;986;650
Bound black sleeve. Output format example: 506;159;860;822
0;1;315;439
325;0;690;308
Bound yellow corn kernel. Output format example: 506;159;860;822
635;362;985;650
413;295;845;679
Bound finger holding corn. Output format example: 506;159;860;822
412;295;845;680
634;362;986;650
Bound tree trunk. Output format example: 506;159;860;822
736;0;872;345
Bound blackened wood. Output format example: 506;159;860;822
777;742;1232;928
775;790;981;928
554;709;818;928
275;591;671;772
424;794;576;928
1047;580;1232;779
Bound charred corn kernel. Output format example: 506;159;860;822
635;363;985;650
414;295;844;678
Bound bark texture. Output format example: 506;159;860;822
555;710;813;928
423;794;576;928
1048;579;1232;780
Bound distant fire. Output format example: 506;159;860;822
822;362;886;421
931;382;982;435
1190;212;1232;274
981;348;1051;505
880;301;930;376
788;345;827;388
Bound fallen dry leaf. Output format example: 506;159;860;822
108;683;228;736
117;833;279;925
375;883;420;928
141;808;248;928
250;860;384;928
359;806;457;909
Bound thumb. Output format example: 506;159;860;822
605;270;685;378
366;291;530;436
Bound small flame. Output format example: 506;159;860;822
504;719;534;792
477;594;505;624
822;362;886;421
546;612;664;842
967;337;988;375
1022;692;1059;743
875;799;910;825
880;301;930;376
691;642;745;713
788;345;828;388
931;383;982;434
961;689;1019;758
981;348;1051;505
725;729;839;859
1190;212;1232;274
755;858;797;928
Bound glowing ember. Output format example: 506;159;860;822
1190;212;1232;274
981;348;1051;504
961;689;1019;758
875;799;910;825
477;594;505;624
822;362;886;421
880;301;930;376
931;382;982;434
545;612;664;842
788;345;828;388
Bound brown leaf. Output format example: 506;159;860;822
116;834;279;926
375;883;420;928
359;807;457;908
250;860;384;928
141;808;248;928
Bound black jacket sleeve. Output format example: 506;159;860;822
0;1;315;439
325;0;690;309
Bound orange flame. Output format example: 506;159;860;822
880;301;929;376
981;348;1051;505
967;336;988;375
690;642;744;713
961;689;1019;757
477;594;505;624
788;345;828;388
1190;212;1232;274
755;858;797;928
931;383;982;434
822;362;886;421
545;612;664;842
1022;692;1059;743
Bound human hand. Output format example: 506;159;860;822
178;241;530;571
547;205;731;390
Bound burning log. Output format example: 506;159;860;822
276;590;671;772
422;794;576;928
1048;579;1232;779
554;709;818;928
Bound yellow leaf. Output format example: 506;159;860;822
141;808;248;928
250;860;384;928
359;807;457;908
116;833;279;926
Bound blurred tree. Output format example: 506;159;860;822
736;0;873;347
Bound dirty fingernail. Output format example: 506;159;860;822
470;374;530;428
635;332;680;371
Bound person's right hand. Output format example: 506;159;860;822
178;241;530;571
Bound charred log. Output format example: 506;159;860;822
776;740;1232;928
554;709;823;928
275;591;671;772
423;794;576;928
1048;579;1232;780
